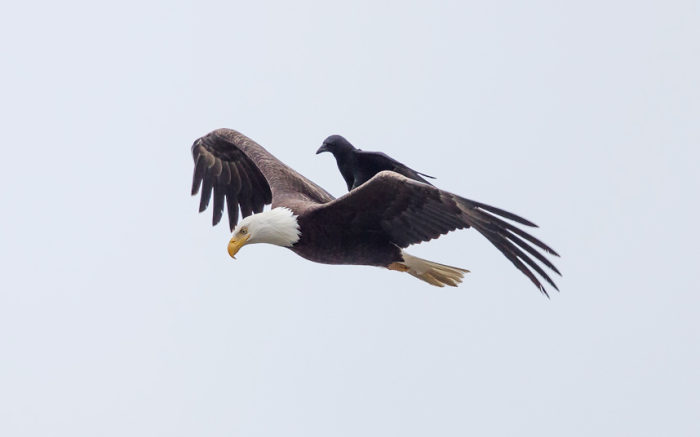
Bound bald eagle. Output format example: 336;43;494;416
191;129;560;294
316;134;435;190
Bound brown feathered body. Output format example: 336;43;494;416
191;129;560;294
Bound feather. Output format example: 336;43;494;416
212;180;225;226
225;183;239;231
198;166;213;213
191;153;206;196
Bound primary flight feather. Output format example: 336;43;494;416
191;128;560;295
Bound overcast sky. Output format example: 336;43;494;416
1;1;698;436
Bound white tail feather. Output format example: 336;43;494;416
398;251;470;288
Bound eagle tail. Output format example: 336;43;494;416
395;251;470;288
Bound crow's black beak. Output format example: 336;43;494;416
316;145;329;155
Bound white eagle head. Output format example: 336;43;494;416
227;207;301;258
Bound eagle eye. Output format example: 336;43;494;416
240;228;248;235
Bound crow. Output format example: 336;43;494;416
316;135;435;191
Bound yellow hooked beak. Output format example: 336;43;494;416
227;233;251;259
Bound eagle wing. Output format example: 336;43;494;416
310;171;560;295
191;129;334;231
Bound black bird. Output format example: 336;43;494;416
316;135;435;191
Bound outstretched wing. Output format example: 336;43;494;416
191;129;334;231
310;171;560;295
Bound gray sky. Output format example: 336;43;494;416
1;1;699;436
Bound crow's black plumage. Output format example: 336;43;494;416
316;135;435;191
